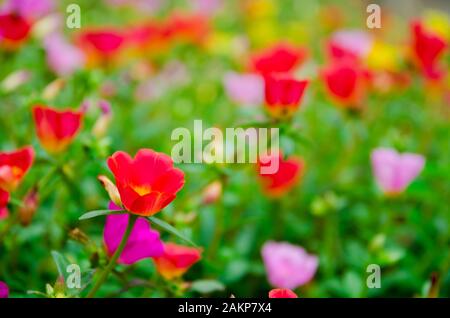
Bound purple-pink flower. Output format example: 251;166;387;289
192;0;223;15
1;0;54;20
0;281;9;298
371;147;425;196
44;34;85;77
223;72;264;106
103;203;164;265
261;241;318;290
328;29;373;61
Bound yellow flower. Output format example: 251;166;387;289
247;20;279;48
366;41;401;71
423;10;450;40
244;0;277;20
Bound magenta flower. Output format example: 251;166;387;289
103;203;164;265
371;147;425;196
1;0;54;20
0;281;9;298
44;34;85;77
223;72;264;106
261;241;318;289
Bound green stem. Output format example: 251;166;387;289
86;214;137;298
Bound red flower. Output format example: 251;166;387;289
107;149;185;216
162;13;209;45
251;43;307;75
0;13;32;49
327;41;359;63
32;105;83;153
322;62;367;109
0;188;10;220
268;288;298;298
0;146;34;192
257;153;304;198
411;21;447;81
152;243;202;280
77;29;126;66
127;22;167;53
264;75;308;119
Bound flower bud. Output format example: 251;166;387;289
18;187;38;226
42;78;66;100
97;175;122;207
201;181;222;205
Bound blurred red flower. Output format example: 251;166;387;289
77;29;126;67
0;146;34;192
322;62;367;109
0;13;31;49
32;105;83;153
264;75;308;119
411;21;447;81
162;13;210;45
152;243;202;280
268;288;298;298
257;154;304;198
251;43;307;75
107;149;185;216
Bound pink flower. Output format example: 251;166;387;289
103;202;164;265
371;148;425;196
261;241;318;289
0;281;8;298
328;29;373;62
1;0;54;20
44;34;85;77
192;0;223;15
223;72;264;106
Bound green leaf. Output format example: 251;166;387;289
51;251;95;297
148;216;198;247
190;279;225;294
79;209;126;220
51;250;70;280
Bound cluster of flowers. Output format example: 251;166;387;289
0;0;447;298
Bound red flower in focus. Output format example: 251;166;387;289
0;188;10;220
77;29;126;66
107;149;185;216
0;146;34;192
257;153;304;198
268;288;298;298
32;105;83;153
251;43;307;75
153;243;202;280
0;13;31;49
322;62;367;109
264;75;309;119
411;21;447;81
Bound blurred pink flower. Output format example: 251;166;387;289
103;203;164;265
192;0;223;15
223;72;264;106
44;34;85;77
0;281;8;298
329;29;373;61
371;148;425;195
2;0;54;20
261;241;318;289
